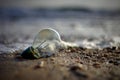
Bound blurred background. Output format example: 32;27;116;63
0;0;120;52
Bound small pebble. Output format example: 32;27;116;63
70;63;86;71
39;61;44;67
34;61;44;69
93;63;101;68
70;64;88;78
50;57;55;61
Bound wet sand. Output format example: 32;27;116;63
0;46;120;80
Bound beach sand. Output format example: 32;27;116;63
0;46;120;80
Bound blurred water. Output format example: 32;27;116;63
0;9;120;53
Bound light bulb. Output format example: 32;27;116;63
21;28;62;59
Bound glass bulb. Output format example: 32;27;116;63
21;28;62;59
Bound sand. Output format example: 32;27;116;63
0;46;120;80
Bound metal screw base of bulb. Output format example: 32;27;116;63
21;46;40;59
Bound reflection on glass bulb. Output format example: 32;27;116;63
21;28;62;59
